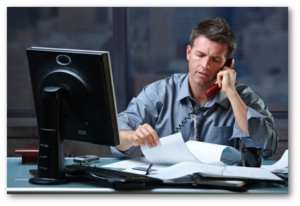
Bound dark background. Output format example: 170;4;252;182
7;7;288;159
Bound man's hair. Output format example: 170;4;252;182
190;17;237;58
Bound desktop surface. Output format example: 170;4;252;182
7;157;288;194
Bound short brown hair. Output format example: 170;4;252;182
190;17;237;58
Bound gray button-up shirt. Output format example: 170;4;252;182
111;73;278;158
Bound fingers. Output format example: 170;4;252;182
131;124;160;148
217;69;236;93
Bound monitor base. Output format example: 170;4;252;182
29;177;69;185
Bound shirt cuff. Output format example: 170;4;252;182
230;107;266;139
247;107;267;119
110;146;136;158
118;122;135;131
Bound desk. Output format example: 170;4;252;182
7;157;288;194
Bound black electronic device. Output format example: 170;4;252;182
73;155;100;164
26;47;120;184
64;164;163;184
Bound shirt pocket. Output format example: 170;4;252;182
209;126;233;145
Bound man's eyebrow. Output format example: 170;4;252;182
195;51;222;59
211;55;222;59
195;51;205;55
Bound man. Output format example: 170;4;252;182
110;17;278;158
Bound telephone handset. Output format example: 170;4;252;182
205;58;235;98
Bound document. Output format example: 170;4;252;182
102;157;284;186
102;133;285;187
140;132;241;165
148;161;283;182
261;150;288;173
101;157;248;188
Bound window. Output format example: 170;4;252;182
126;7;288;112
7;7;288;124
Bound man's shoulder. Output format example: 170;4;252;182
144;73;188;86
147;73;188;89
235;82;248;90
235;82;252;91
157;73;187;86
235;82;259;97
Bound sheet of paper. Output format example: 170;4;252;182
148;161;224;179
223;166;283;181
148;163;246;187
102;157;282;182
101;157;168;175
141;133;201;165
141;132;239;165
261;150;288;173
186;140;228;163
102;158;224;179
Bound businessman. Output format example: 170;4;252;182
110;17;279;158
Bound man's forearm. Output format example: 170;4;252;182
115;130;134;152
227;90;249;134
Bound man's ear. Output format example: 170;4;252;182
186;45;191;61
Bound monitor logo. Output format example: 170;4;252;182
56;54;71;66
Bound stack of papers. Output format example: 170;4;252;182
101;134;286;188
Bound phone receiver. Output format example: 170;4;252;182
205;58;235;98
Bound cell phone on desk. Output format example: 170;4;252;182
73;155;99;163
205;58;235;98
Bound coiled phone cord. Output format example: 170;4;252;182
171;97;207;135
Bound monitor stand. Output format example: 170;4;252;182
29;87;69;185
29;175;68;185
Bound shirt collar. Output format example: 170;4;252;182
176;74;191;102
176;74;230;110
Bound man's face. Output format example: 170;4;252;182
187;35;228;90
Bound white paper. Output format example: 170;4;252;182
222;166;283;181
261;150;288;173
141;132;240;165
101;157;168;175
186;141;235;163
102;157;224;179
150;163;282;181
102;157;283;182
148;161;224;179
103;133;283;183
141;133;201;165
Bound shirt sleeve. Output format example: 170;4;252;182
230;84;279;157
110;146;136;158
110;84;161;158
231;107;267;138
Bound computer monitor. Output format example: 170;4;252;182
26;47;120;184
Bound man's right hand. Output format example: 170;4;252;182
116;124;160;152
128;123;160;148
